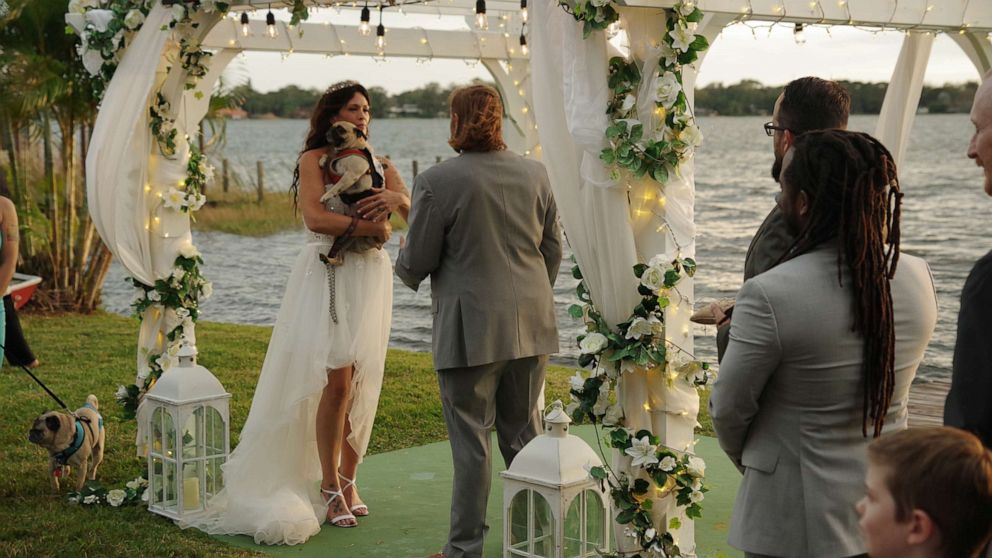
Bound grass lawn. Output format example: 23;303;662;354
194;191;408;237
0;311;712;557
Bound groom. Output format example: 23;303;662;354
396;84;562;558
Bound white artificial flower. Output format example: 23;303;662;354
678;123;704;147
659;42;679;68
639;265;667;293
677;1;696;16
68;495;79;503
123;9;145;30
172;267;186;282
170;3;186;23
648;251;675;269
147;290;161;302
668;22;695;53
659;455;677;472
602;403;624;426
687;455;706;477
569;371;587;392
200;281;213;300
132;288;146;304
162;187;186;210
654;71;682;110
83;495;97;505
565;401;579;417
141;488;149;502
620;93;637;113
644;527;657;541
107;489;126;507
79;46;104;76
189;193;207;211
579;332;609;355
178;243;200;259
691;478;703;492
199;0;218;12
625;436;659;468
115;384;128;399
690;490;705;503
626;316;662;341
201;163;215;183
126;479;140;490
175;307;190;320
180;317;195;333
159;119;175;136
87;8;113;32
67;0;86;14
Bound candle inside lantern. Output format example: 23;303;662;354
183;476;200;510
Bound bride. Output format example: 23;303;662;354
184;81;410;544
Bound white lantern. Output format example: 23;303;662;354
144;342;230;520
501;401;610;558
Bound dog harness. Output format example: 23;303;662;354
327;148;384;204
52;404;103;466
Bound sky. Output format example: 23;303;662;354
228;8;984;94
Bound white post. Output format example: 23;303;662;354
874;32;934;168
483;59;539;156
949;31;992;77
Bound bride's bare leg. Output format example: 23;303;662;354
340;420;366;513
316;365;356;526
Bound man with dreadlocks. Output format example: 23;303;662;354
710;130;938;558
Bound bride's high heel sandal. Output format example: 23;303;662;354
338;474;369;516
321;486;358;527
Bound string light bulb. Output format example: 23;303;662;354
376;5;385;49
359;2;371;36
240;11;249;36
520;0;527;24
519;30;528;56
265;5;277;38
475;0;487;30
794;22;806;44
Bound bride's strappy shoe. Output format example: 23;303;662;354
338;473;369;516
321;486;358;527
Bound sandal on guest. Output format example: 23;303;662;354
338;473;369;516
321;486;358;527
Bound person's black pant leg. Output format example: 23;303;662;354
3;295;36;366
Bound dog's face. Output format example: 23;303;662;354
328;121;368;151
28;412;73;451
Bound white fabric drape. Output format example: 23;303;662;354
874;31;934;168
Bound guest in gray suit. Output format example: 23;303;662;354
714;77;851;361
945;72;992;449
711;130;938;558
395;84;562;558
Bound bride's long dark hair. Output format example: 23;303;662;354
289;81;370;208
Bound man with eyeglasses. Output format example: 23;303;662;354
711;77;852;361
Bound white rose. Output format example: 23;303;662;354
175;307;190;320
115;384;128;399
107;489;126;507
189;193;206;211
691;478;703;491
689;490;704;503
669;22;695;53
648;251;675;269
178;243;200;259
659;455;677;472
162;187;186;210
654;71;682;109
579;332;608;355
659;42;678;68
68;0;86;14
172;267;186;282
678;1;696;16
678;123;703;147
626;316;661;340
123;9;145;30
569;371;586;392
592;383;611;416
141;488;149;502
83;495;97;505
639;265;666;293
602;403;624;426
644;527;657;541
687;455;706;477
126;479;140;490
201;164;215;183
147;290;161;302
620;93;636;113
171;3;186;23
200;281;213;300
159;119;174;135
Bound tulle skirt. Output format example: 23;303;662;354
182;232;393;545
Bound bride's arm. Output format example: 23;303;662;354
355;156;410;223
298;150;390;241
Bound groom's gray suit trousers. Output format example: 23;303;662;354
437;355;548;558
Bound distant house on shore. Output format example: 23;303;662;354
215;107;248;120
387;104;423;117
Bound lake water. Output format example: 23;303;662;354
101;115;988;380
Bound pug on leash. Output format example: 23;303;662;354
28;394;106;493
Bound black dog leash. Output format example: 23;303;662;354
2;341;70;413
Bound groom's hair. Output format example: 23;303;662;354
868;427;992;558
448;85;507;153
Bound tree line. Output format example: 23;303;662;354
233;79;980;120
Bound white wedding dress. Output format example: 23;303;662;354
182;230;393;545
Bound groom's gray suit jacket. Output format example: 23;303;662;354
395;150;562;370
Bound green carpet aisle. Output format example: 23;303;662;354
217;428;742;557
